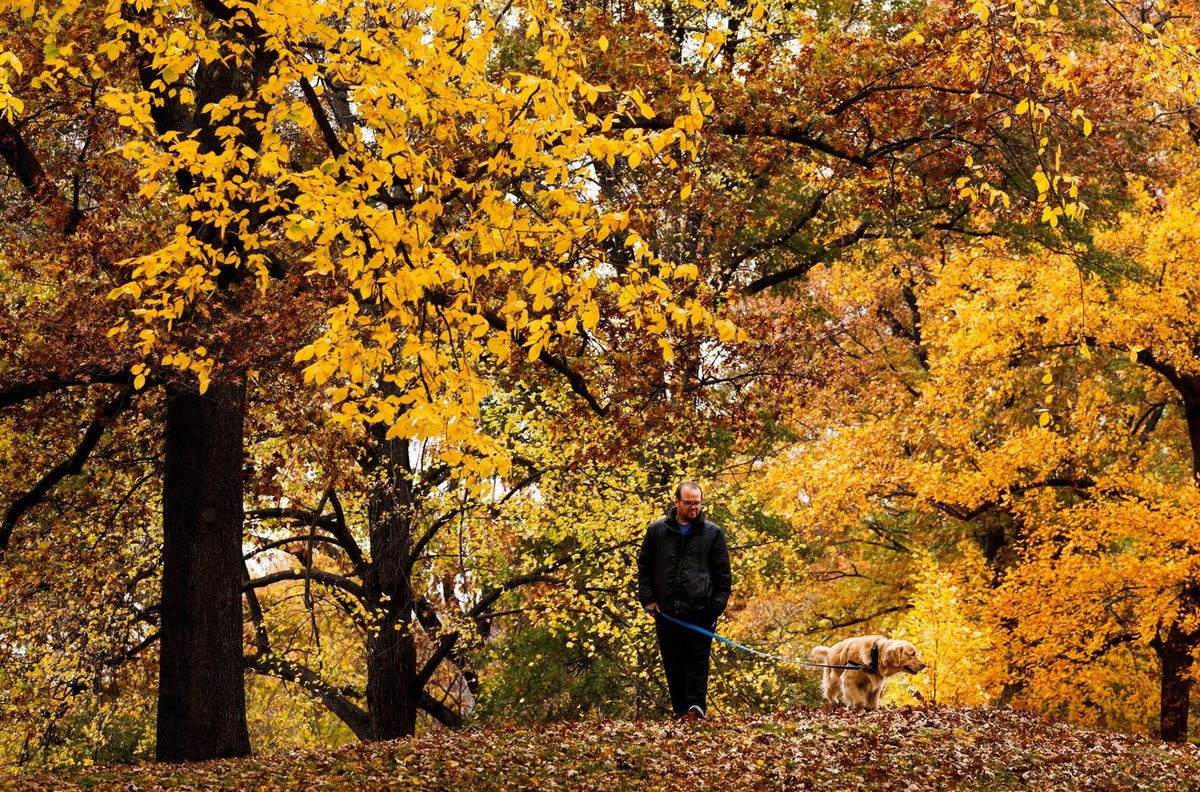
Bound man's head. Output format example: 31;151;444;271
674;481;703;521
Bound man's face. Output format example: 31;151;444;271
676;486;702;520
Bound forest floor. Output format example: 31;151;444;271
16;705;1200;790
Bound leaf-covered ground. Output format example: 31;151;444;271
20;706;1200;791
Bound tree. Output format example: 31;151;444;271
887;547;1002;707
2;0;712;759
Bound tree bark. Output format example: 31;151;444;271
1133;363;1200;742
1157;618;1197;742
156;377;251;761
1152;373;1200;742
363;425;419;739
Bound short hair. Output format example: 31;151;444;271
674;481;703;500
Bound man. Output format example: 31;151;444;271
637;481;732;721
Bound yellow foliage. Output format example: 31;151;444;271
755;135;1200;733
0;0;723;477
887;546;1003;707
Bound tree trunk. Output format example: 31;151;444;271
1158;374;1200;742
1158;620;1196;742
363;425;418;739
156;377;251;761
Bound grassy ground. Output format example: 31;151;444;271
14;705;1200;790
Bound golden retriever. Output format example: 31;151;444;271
811;635;926;709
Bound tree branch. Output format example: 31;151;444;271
1;383;135;552
242;556;371;739
0;115;70;216
323;488;367;571
482;307;609;417
0;370;132;409
245;653;372;740
719;190;829;292
245;568;366;600
245;508;343;533
243;532;350;560
298;78;347;158
468;572;563;619
743;223;875;295
418;690;463;729
921;476;1096;522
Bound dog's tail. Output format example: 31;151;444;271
811;645;830;663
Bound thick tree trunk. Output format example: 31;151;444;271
156;377;251;761
1158;620;1196;742
1157;375;1200;742
363;426;418;739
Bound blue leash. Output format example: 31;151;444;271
658;611;870;672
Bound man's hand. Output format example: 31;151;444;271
644;602;659;615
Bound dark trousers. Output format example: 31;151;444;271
655;613;715;716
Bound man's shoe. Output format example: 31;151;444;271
686;704;704;720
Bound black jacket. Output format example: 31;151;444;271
637;508;732;619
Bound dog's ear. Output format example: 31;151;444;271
881;641;904;669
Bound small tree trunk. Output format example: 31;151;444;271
156;377;251;761
363;425;418;739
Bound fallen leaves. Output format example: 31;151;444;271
20;706;1200;790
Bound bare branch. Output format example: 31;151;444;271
245;568;366;600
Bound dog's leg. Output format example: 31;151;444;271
840;675;862;709
865;681;882;709
822;669;839;705
849;673;875;709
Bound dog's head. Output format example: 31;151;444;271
883;640;926;675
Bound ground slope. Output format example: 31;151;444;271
18;706;1200;790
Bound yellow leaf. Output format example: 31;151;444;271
598;36;608;52
582;302;600;331
487;334;510;362
1032;170;1050;196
